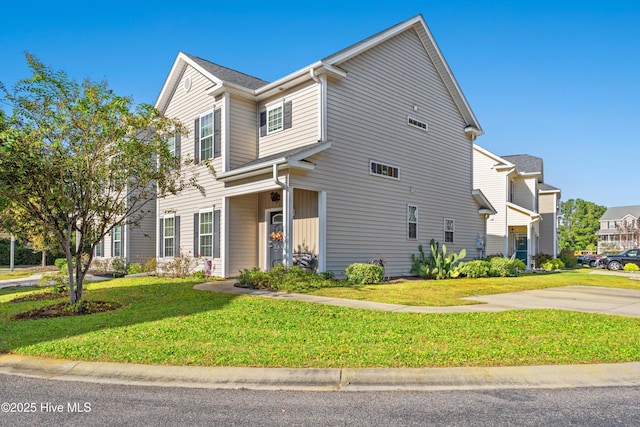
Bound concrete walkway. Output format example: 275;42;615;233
3;271;640;391
194;278;640;317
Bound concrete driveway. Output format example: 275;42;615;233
465;285;640;318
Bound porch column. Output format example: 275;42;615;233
527;223;533;270
318;191;327;272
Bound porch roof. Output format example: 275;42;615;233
216;141;331;182
507;202;542;224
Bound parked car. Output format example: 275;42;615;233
597;249;640;270
576;254;601;267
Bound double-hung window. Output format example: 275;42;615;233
113;226;122;257
163;216;175;258
199;210;213;257
166;135;176;156
407;204;418;240
200;111;213;160
267;102;283;134
444;218;455;243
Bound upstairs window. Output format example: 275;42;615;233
370;161;399;179
267;102;283;134
407;116;428;131
200;111;213;160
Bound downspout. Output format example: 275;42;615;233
310;68;327;142
273;163;291;266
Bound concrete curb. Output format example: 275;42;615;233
2;355;640;391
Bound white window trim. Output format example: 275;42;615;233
200;109;214;160
199;208;214;258
444;218;455;243
407;204;418;240
266;100;284;135
166;134;176;157
113;225;122;257
407;115;428;132
163;214;176;258
370;160;400;180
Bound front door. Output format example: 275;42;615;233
515;235;527;264
267;210;283;269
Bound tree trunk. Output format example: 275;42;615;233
41;250;46;267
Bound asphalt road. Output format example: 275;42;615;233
2;374;639;426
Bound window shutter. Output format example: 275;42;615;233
111;230;115;257
193;213;200;257
213;210;221;258
283;101;292;130
214;108;221;158
175;132;181;159
194;118;200;163
174;216;180;256
159;218;164;258
100;240;105;257
259;111;267;137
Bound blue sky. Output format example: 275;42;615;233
2;1;638;208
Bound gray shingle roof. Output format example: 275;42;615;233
601;205;640;221
183;53;270;90
539;183;560;192
501;154;543;174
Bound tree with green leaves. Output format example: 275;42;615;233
558;198;607;252
0;53;207;304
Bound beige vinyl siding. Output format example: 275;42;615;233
292;189;318;256
512;177;536;211
229;95;258;169
258;82;318;158
473;147;509;256
228;194;258;275
158;65;226;273
291;29;483;276
538;192;557;256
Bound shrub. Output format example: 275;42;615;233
320;271;335;280
456;260;491;278
345;263;384;285
623;263;640;272
90;258;109;274
558;249;577;268
111;257;128;277
237;265;340;292
163;252;199;278
410;239;466;279
533;253;553;268
144;257;157;273
489;257;524;277
54;258;69;270
541;258;565;271
127;263;144;275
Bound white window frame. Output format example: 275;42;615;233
200;110;214;160
407;204;418;240
266;101;284;134
166;134;176;157
199;208;213;258
113;225;122;257
370;160;400;180
163;215;175;258
407;116;428;132
444;218;455;243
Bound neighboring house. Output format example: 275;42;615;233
154;14;496;278
473;146;561;268
93;195;157;269
597;205;640;253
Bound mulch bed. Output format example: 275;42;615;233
12;300;123;320
10;290;70;303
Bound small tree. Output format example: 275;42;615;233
0;53;208;304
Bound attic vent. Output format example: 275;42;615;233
183;76;192;93
407;116;428;132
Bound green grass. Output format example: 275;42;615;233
1;273;640;368
0;270;33;281
307;270;640;306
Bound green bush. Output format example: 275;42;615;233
558;249;577;268
0;239;60;266
489;257;525;277
345;263;384;285
533;253;553;268
237;264;341;292
127;263;144;275
111;257;127;277
623;263;640;272
541;258;565;271
54;258;68;269
456;260;491;278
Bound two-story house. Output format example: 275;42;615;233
473;145;560;268
597;205;640;253
154;15;496;278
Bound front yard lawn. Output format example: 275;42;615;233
1;273;639;368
